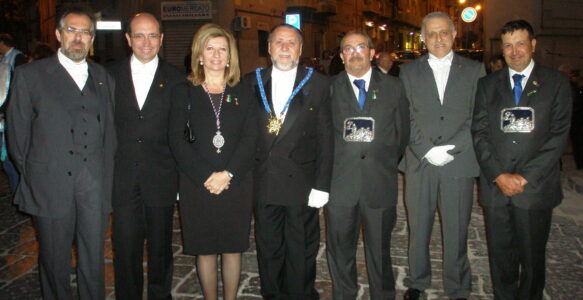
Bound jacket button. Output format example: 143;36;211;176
137;138;143;143
67;171;72;176
361;155;366;159
440;116;444;120
438;136;442;140
511;158;516;162
69;150;74;155
138;115;144;120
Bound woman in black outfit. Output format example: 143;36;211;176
169;23;257;300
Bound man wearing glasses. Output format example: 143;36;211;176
399;12;485;300
108;13;185;300
6;7;116;299
326;30;409;299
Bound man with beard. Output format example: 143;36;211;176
399;12;485;300
327;30;409;300
245;24;333;299
6;7;116;299
108;13;184;300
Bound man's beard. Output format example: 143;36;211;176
61;41;90;62
271;56;297;71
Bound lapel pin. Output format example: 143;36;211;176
372;89;378;100
226;94;232;103
527;90;537;96
309;107;314;111
159;83;164;88
533;81;539;87
234;97;239;105
98;82;103;86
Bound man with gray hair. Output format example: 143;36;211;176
7;7;116;299
399;11;485;300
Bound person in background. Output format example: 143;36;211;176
558;63;583;169
169;23;258;300
29;43;55;62
489;54;505;73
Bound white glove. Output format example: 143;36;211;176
424;145;455;167
307;189;329;208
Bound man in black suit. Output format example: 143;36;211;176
246;24;333;300
108;13;185;300
6;8;116;299
471;20;572;300
326;30;409;300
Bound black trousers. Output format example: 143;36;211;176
255;203;320;300
112;184;175;300
35;166;109;300
484;204;553;300
326;203;397;300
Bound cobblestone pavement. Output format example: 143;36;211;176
1;157;582;300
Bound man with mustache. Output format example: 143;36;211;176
472;20;571;299
326;30;409;300
245;24;333;299
108;13;185;300
6;7;116;300
398;12;485;300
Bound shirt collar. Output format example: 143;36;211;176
509;59;535;80
3;47;15;57
271;66;298;81
347;66;372;83
130;54;159;73
428;50;454;63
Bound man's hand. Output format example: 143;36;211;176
495;173;527;197
424;145;456;166
204;171;232;195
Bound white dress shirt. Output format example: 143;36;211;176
346;67;372;104
131;55;159;110
428;50;454;104
57;48;88;91
509;59;535;90
271;66;298;121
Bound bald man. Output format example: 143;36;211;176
108;13;185;299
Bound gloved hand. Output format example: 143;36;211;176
424;145;455;166
307;189;329;208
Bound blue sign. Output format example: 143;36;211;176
461;7;477;23
286;14;301;30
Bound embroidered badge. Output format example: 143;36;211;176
343;117;375;142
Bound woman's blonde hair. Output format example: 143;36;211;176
188;23;240;87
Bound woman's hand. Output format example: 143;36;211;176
204;171;232;195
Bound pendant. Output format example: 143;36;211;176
213;131;225;153
267;116;282;135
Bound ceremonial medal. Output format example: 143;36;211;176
267;116;283;135
343;117;375;142
213;131;225;153
255;67;314;135
500;107;535;133
203;82;227;153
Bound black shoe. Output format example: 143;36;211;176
403;288;422;300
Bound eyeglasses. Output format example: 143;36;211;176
342;44;368;55
131;33;162;41
63;26;93;37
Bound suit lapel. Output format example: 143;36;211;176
340;72;362;113
275;67;307;141
122;59;140;111
419;57;441;105
442;54;462;106
364;70;381;114
141;62;165;112
496;67;516;107
520;65;541;107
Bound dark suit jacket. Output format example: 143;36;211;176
6;55;116;217
399;54;485;177
245;66;333;206
168;81;258;188
109;58;186;207
471;64;572;209
329;69;409;208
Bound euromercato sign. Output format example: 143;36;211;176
161;1;212;20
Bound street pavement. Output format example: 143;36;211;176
1;155;582;300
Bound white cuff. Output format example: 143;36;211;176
308;188;329;208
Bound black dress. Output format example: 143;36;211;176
169;80;258;255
